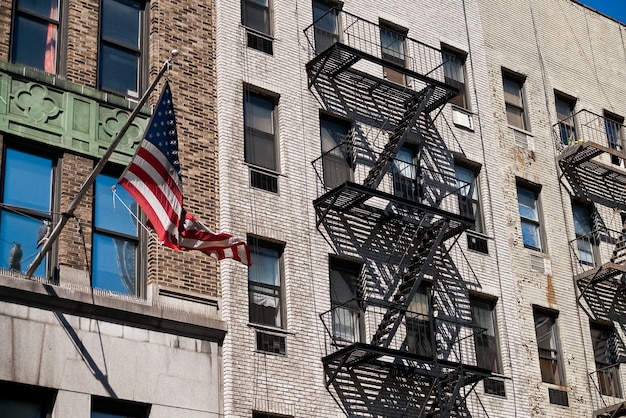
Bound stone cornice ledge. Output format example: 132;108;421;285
0;274;227;343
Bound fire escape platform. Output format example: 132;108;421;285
558;138;626;211
575;262;626;289
576;263;626;322
306;43;457;113
594;401;626;418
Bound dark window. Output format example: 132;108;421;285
471;297;502;373
380;23;406;85
517;183;543;252
0;381;56;418
242;0;273;54
320;115;353;189
442;47;468;109
392;147;418;200
502;71;528;130
0;147;55;277
329;257;363;344
312;1;339;53
253;412;293;418
534;309;564;385
591;323;622;398
91;396;150;418
11;0;61;74
555;93;577;145
605;111;625;166
92;173;140;295
256;330;286;355
406;285;432;357
572;202;596;266
98;0;146;97
244;90;278;169
455;163;484;233
248;238;284;328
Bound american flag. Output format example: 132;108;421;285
119;81;250;266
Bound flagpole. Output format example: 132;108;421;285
25;51;179;279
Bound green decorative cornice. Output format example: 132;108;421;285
0;60;151;165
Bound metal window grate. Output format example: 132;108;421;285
548;388;569;406
247;32;273;55
256;331;286;355
483;378;506;397
250;168;278;193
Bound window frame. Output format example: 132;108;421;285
329;256;363;344
248;236;285;329
0;143;59;278
0;381;57;418
97;0;149;98
442;46;469;110
320;113;353;189
590;322;623;398
604;110;625;166
10;0;67;75
92;169;143;297
572;200;597;266
502;70;528;131
242;0;273;54
555;92;577;145
312;0;341;53
533;307;565;386
406;283;433;357
517;181;545;252
454;160;484;234
470;295;502;374
379;20;407;85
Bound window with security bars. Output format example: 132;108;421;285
98;0;147;97
11;0;62;74
555;93;577;145
534;308;565;386
248;238;284;328
591;323;623;398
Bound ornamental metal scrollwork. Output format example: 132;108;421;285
15;83;60;123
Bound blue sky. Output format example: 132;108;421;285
578;0;626;24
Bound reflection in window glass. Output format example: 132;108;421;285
92;173;138;295
12;0;59;74
517;185;542;251
0;149;52;276
248;240;283;328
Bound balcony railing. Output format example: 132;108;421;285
553;109;626;158
319;298;486;367
304;8;449;86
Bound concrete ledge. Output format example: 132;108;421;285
0;274;227;342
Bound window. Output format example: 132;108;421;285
455;163;484;234
442;47;469;109
253;412;293;418
244;89;279;192
0;381;56;418
393;147;418;200
91;396;150;418
92;172;140;296
248;238;284;328
98;0;146;97
591;323;622;397
379;23;406;85
471;297;502;374
502;71;528;130
406;285;432;357
242;0;273;54
605;111;625;166
329;257;363;344
517;183;543;252
572;201;596;266
555;93;577;145
0;147;55;277
312;1;339;53
534;308;564;385
320;115;353;189
11;0;61;74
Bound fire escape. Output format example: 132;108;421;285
305;9;492;417
555;110;626;418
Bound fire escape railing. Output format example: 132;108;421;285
553;109;626;155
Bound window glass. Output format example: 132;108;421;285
320;116;352;188
330;258;362;343
572;202;594;265
534;310;564;385
313;1;338;52
471;298;502;373
92;173;138;295
248;240;283;328
502;74;527;130
12;0;59;74
605;112;624;166
242;0;270;34
591;324;622;397
393;147;417;200
0;148;53;276
455;164;483;233
380;26;405;64
244;92;277;172
406;287;432;357
99;0;143;96
517;185;542;251
555;94;576;145
443;49;467;109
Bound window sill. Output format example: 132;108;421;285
247;322;294;336
508;125;533;137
